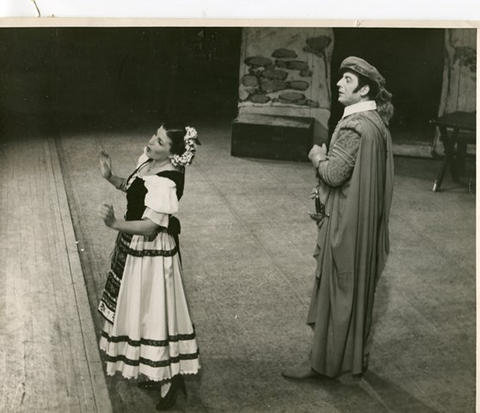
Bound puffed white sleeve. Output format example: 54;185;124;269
141;176;179;228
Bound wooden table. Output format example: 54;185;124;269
430;111;476;192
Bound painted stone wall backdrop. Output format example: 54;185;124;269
237;28;334;137
438;28;476;115
432;28;477;155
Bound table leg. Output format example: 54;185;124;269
445;126;460;183
433;156;449;192
433;126;449;191
433;126;461;191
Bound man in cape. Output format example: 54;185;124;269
283;56;395;379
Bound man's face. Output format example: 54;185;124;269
336;71;366;107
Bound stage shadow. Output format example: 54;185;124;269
353;371;439;413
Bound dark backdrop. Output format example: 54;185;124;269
330;28;445;140
1;27;445;139
0;27;242;135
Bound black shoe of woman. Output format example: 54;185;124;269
155;375;187;411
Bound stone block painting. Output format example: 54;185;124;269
242;53;315;106
237;28;334;133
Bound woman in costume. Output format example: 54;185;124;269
97;122;200;411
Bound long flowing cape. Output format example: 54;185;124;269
307;110;394;377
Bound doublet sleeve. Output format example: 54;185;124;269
317;118;362;187
141;175;179;228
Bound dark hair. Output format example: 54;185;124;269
351;71;377;97
162;121;187;156
346;70;395;125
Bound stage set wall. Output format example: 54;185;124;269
232;27;477;160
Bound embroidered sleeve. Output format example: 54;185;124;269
317;121;362;187
141;176;179;227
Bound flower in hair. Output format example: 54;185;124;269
170;127;198;167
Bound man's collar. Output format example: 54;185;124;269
342;100;377;118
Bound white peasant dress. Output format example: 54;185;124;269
98;153;200;381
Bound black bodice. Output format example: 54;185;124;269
125;168;185;222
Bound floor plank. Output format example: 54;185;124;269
0;136;112;413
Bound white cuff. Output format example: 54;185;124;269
142;207;169;228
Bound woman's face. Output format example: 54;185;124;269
146;126;173;161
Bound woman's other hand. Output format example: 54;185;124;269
98;203;116;228
99;150;112;179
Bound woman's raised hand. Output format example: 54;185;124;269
99;150;113;179
98;203;116;228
